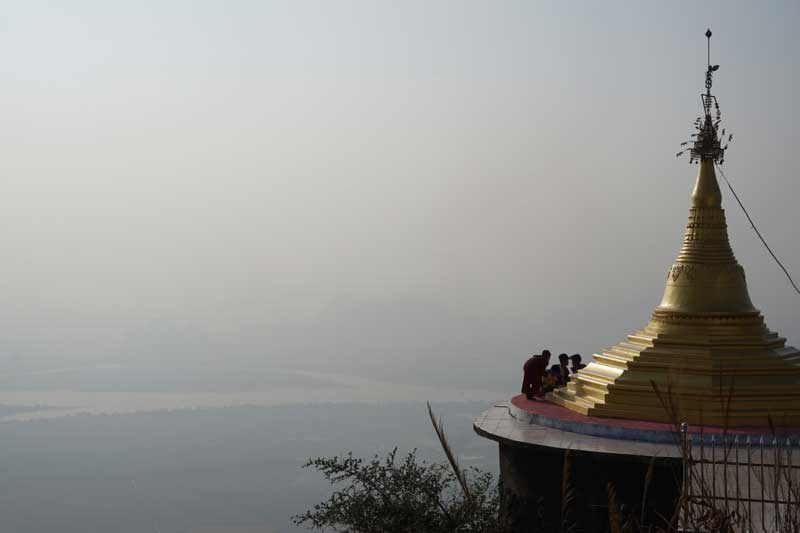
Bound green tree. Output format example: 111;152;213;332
292;447;504;533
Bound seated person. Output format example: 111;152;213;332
558;353;571;385
569;354;586;374
543;365;561;393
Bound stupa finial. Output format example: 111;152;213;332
676;29;733;165
705;29;714;95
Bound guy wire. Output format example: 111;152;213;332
715;163;800;297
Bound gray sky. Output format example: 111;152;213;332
0;1;798;391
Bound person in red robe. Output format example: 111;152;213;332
521;350;551;399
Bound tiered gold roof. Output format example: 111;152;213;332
549;159;800;426
550;32;800;427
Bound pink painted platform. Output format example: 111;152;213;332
509;394;800;445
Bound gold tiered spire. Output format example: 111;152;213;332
548;31;800;427
656;159;756;315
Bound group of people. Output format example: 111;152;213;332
521;350;585;400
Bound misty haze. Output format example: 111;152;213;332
0;1;798;531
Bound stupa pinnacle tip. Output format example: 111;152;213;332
675;29;731;165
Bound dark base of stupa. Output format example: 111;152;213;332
475;400;685;532
498;441;680;533
477;396;800;531
476;396;800;531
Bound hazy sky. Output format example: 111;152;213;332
0;1;798;390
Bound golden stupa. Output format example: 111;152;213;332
549;32;800;427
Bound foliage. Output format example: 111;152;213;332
292;448;504;533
